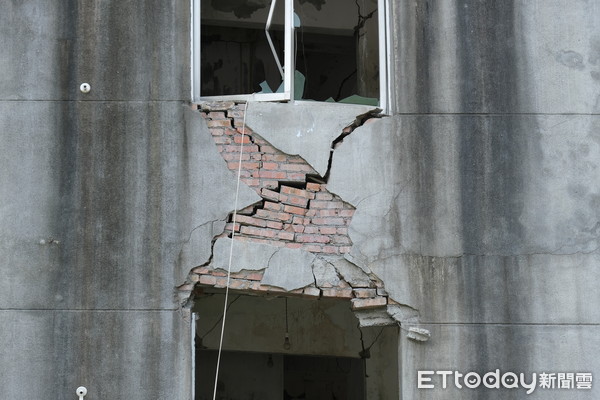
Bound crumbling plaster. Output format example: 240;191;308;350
245;102;378;177
182;101;412;327
177;108;260;287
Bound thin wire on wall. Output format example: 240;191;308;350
211;101;250;400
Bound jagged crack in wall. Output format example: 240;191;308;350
178;101;413;328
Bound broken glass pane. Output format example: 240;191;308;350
293;0;379;103
201;0;286;96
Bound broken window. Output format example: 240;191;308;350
191;0;390;109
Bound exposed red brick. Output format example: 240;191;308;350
319;226;338;235
286;172;307;181
306;182;321;191
262;162;279;170
262;154;288;162
209;128;225;136
283;205;307;215
303;244;323;252
310;200;345;209
266;220;284;230
213;136;232;144
305;209;317;217
303;226;319;234
256;209;292;222
236;215;267;228
262;180;279;189
351;297;387;310
315;192;334;200
260;145;277;154
221;152;250;161
177;283;195;291
227;161;260;170
236;126;254;134
227;110;244;118
214;277;229;288
224;222;240;232
223;144;260;153
199;275;217;286
258;170;287;179
353;288;378;298
321;246;340;254
280;194;308;208
234;135;251;144
202;103;357;256
192;266;211;274
207;119;232;128
281;163;315;173
259;284;286;292
263;201;282;211
261;188;280;202
280;186;307;197
292;216;308;225
278;231;295;241
229;279;252;290
311;217;345;225
322;288;354;299
245;272;264;281
296;234;331;244
240;226;277;238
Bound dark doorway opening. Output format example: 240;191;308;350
193;294;398;399
196;350;365;400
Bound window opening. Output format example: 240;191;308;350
198;0;291;99
192;0;389;110
294;0;380;104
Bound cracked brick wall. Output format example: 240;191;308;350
199;102;356;255
191;265;396;313
177;102;399;321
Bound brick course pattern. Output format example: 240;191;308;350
176;102;391;308
189;266;391;310
199;102;356;255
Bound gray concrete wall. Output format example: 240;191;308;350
2;0;599;399
242;1;600;399
334;0;600;398
0;1;222;399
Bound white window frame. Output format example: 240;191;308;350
191;0;390;112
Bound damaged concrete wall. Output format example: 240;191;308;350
3;1;599;400
190;2;599;399
334;1;598;399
